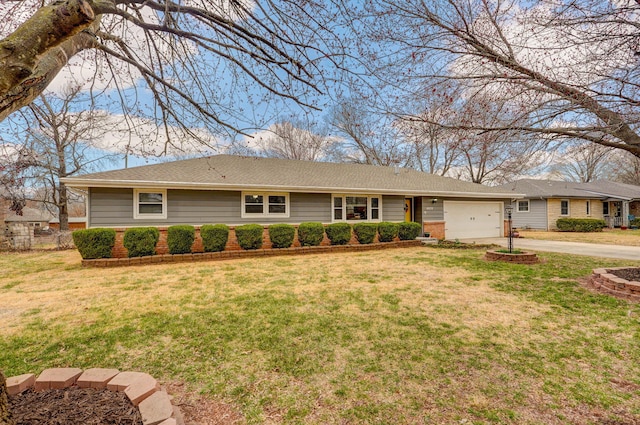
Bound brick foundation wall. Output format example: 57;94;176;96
423;221;445;239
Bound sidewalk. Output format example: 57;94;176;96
458;237;640;261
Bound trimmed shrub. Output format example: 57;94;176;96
167;225;195;254
398;222;422;240
200;224;229;252
630;218;640;228
297;222;325;247
325;222;352;245
353;222;378;244
123;227;159;257
72;228;116;259
235;224;264;250
377;222;399;242
268;224;296;248
556;218;607;232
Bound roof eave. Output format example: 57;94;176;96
61;178;521;199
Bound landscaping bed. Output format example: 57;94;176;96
9;387;142;425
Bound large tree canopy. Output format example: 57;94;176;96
355;0;640;157
0;0;343;138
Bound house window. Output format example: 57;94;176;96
603;202;609;216
586;200;591;215
560;199;570;216
332;195;381;222
242;192;289;218
134;189;167;219
517;200;530;213
333;196;343;220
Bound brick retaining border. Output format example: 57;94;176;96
484;250;540;264
6;368;183;425
589;268;640;302
82;240;423;268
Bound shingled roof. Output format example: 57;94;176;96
62;155;518;198
579;180;640;200
499;179;640;200
499;179;595;198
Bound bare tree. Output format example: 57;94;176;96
392;86;463;175
0;0;342;135
7;85;118;229
356;0;640;157
231;120;335;161
328;99;409;166
550;142;615;182
450;94;550;184
610;151;640;185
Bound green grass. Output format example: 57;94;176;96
2;248;640;424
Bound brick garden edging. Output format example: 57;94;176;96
7;368;183;425
484;250;540;264
82;240;423;268
588;268;640;302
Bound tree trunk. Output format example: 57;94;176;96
0;0;98;121
0;371;14;425
59;183;69;231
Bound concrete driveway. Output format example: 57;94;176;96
458;237;640;261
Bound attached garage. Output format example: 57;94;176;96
443;201;503;239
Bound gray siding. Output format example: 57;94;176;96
382;195;404;222
90;188;134;227
422;197;444;221
510;199;547;230
90;188;497;227
89;188;332;227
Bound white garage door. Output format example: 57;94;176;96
443;201;503;239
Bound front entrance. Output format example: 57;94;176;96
404;198;413;222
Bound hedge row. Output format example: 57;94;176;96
556;218;607;232
72;221;423;259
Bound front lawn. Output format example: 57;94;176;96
1;248;640;424
519;229;640;246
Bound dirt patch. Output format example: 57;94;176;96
607;268;640;282
8;387;142;425
164;382;246;425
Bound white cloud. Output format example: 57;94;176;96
88;113;225;158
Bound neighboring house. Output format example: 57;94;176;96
578;180;640;228
61;155;522;240
49;217;88;231
3;207;54;230
499;179;640;230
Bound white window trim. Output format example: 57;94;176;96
331;194;382;223
241;192;290;218
517;200;530;213
133;189;167;220
560;199;570;216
